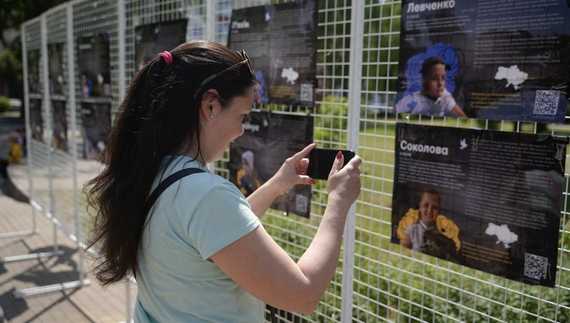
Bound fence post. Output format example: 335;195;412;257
206;0;216;41
116;1;132;321
341;1;365;323
118;0;126;101
66;2;86;285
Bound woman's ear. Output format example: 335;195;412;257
200;89;221;120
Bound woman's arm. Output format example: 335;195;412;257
247;142;317;218
212;153;362;313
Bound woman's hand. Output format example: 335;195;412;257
325;151;362;213
270;142;318;195
246;142;317;217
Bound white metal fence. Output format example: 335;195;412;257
20;0;570;322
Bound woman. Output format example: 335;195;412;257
85;40;362;322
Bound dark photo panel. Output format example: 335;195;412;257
52;100;67;151
77;33;112;98
27;50;41;94
48;42;65;96
81;102;111;163
391;123;567;287
229;111;314;218
134;19;188;72
394;0;570;123
29;99;43;142
227;0;318;107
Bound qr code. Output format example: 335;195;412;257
295;194;309;214
533;90;560;115
300;83;313;102
523;253;549;280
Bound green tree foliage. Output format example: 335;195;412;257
0;0;68;47
363;1;401;94
0;95;10;113
316;1;402;106
0;0;67;117
314;95;349;145
0;42;22;100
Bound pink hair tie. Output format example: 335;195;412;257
158;51;173;67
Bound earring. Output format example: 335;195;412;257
210;115;214;119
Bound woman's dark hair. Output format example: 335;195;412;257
85;39;257;286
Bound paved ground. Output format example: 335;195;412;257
0;114;136;323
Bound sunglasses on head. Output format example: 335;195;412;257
192;50;254;99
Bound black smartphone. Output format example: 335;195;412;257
307;148;355;180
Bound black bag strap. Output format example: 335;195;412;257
267;304;278;323
142;168;205;217
142;167;278;323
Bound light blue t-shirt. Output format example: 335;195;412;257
134;156;264;323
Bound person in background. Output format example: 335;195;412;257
85;39;362;322
0;131;23;182
16;128;26;157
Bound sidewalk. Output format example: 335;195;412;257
0;161;137;322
